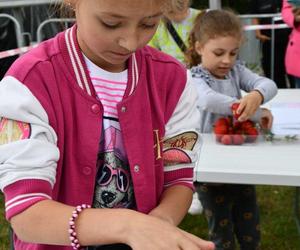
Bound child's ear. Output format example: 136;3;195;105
195;41;203;56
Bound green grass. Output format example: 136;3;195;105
180;186;300;250
0;193;10;249
1;186;300;249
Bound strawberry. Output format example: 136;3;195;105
228;127;234;135
245;127;259;143
226;116;233;126
233;121;242;130
214;125;228;135
214;115;258;145
232;134;245;145
241;120;255;130
220;134;232;145
235;129;244;135
214;117;230;127
215;134;223;142
231;103;240;119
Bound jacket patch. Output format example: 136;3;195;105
163;148;191;166
163;132;198;150
0;118;31;145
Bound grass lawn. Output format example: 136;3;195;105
0;192;10;249
180;186;300;250
1;186;300;249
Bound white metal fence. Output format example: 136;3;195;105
0;13;24;47
0;0;57;8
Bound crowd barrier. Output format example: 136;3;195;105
36;18;75;43
0;0;68;61
0;44;38;59
0;15;288;57
0;13;24;48
0;12;289;82
0;0;57;8
240;13;287;83
0;0;291;78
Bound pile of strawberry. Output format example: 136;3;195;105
213;103;259;145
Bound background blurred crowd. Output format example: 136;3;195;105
1;0;299;88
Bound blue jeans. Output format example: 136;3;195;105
295;77;300;88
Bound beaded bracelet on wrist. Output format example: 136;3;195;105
68;204;91;250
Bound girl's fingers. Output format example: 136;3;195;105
181;230;215;250
267;115;273;129
128;213;215;250
236;101;244;115
238;106;254;121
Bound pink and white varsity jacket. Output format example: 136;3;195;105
0;26;201;250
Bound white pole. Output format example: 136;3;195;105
209;0;222;9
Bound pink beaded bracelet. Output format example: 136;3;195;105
68;204;91;250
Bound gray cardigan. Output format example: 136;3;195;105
191;62;278;133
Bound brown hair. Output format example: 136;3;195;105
59;0;178;18
56;0;75;18
185;9;244;68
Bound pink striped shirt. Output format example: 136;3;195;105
84;56;127;119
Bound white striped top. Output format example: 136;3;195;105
84;55;128;119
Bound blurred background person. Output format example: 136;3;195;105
149;0;203;215
282;0;300;88
250;0;294;88
148;0;200;65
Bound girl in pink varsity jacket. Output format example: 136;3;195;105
0;0;215;250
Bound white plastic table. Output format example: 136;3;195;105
194;89;300;185
194;89;300;233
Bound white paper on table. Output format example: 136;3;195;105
270;103;300;135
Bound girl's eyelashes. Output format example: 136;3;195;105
100;21;121;29
229;50;239;57
99;19;158;30
141;23;157;29
213;51;238;57
214;52;224;57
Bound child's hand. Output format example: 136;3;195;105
236;91;263;122
260;108;273;130
256;33;270;42
126;212;215;250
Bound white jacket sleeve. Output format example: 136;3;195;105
0;76;59;190
163;71;201;189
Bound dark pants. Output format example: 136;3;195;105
294;77;300;89
198;184;260;250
